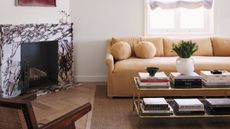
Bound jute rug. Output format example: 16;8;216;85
91;86;230;129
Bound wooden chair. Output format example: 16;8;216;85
0;94;91;129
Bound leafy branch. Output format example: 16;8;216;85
172;40;198;58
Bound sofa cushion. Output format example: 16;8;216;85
212;37;230;56
140;37;164;56
163;38;213;56
111;41;131;60
134;41;156;58
111;37;140;56
114;56;230;73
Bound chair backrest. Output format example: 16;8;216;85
0;98;38;129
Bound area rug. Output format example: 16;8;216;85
91;86;230;129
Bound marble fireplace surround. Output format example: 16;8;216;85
0;23;74;98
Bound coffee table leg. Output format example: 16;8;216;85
138;117;142;129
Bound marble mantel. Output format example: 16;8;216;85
0;23;74;97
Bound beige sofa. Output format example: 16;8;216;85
106;37;230;97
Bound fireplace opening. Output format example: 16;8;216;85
20;41;58;92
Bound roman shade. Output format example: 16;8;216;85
149;0;213;10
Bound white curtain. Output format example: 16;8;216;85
149;0;213;10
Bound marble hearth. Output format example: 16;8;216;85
0;23;74;98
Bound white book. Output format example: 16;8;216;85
174;99;204;112
143;98;168;106
138;72;169;80
137;78;169;87
202;79;230;86
170;72;200;80
200;71;230;83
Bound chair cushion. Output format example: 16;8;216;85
212;37;230;56
134;41;156;59
114;56;230;73
111;41;131;60
164;38;213;56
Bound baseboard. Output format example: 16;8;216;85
74;75;107;82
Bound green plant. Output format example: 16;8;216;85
172;40;198;58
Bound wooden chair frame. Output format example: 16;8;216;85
0;94;91;129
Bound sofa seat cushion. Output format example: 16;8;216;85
114;56;230;73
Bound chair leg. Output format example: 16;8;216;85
65;122;76;129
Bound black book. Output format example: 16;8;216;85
171;79;202;88
204;102;230;115
205;98;230;108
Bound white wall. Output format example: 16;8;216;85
1;0;230;82
214;0;230;36
70;0;144;82
0;0;69;24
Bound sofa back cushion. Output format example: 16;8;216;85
111;37;140;56
140;37;164;56
163;37;213;56
212;37;230;56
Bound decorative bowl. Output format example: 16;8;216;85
146;67;159;76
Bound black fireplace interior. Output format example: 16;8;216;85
21;41;58;92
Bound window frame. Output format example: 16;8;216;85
144;0;214;36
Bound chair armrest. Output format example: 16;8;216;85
13;93;37;101
40;103;91;129
106;53;114;73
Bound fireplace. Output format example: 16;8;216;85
0;23;74;98
21;41;58;92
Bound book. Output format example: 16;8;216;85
170;72;200;80
173;110;205;115
200;71;230;83
204;102;230;115
173;98;204;112
138;72;169;80
137;78;170;88
140;103;173;116
143;98;168;106
205;98;230;108
202;79;230;86
171;79;202;88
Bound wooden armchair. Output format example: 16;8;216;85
0;95;91;129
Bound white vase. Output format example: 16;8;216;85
176;57;194;75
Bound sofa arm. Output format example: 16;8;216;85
106;53;114;73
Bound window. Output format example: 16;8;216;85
145;0;213;35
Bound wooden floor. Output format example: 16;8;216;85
32;83;97;129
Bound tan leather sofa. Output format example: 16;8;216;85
106;37;230;97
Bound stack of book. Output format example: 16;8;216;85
204;98;230;115
137;72;170;88
200;71;230;88
169;72;202;88
172;98;205;115
141;98;173;116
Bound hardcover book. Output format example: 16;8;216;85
138;72;169;80
141;103;173;116
171;79;202;88
143;98;168;106
173;98;204;112
170;72;200;80
200;71;230;83
205;98;230;108
137;78;170;87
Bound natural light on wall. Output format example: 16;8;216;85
145;0;214;35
